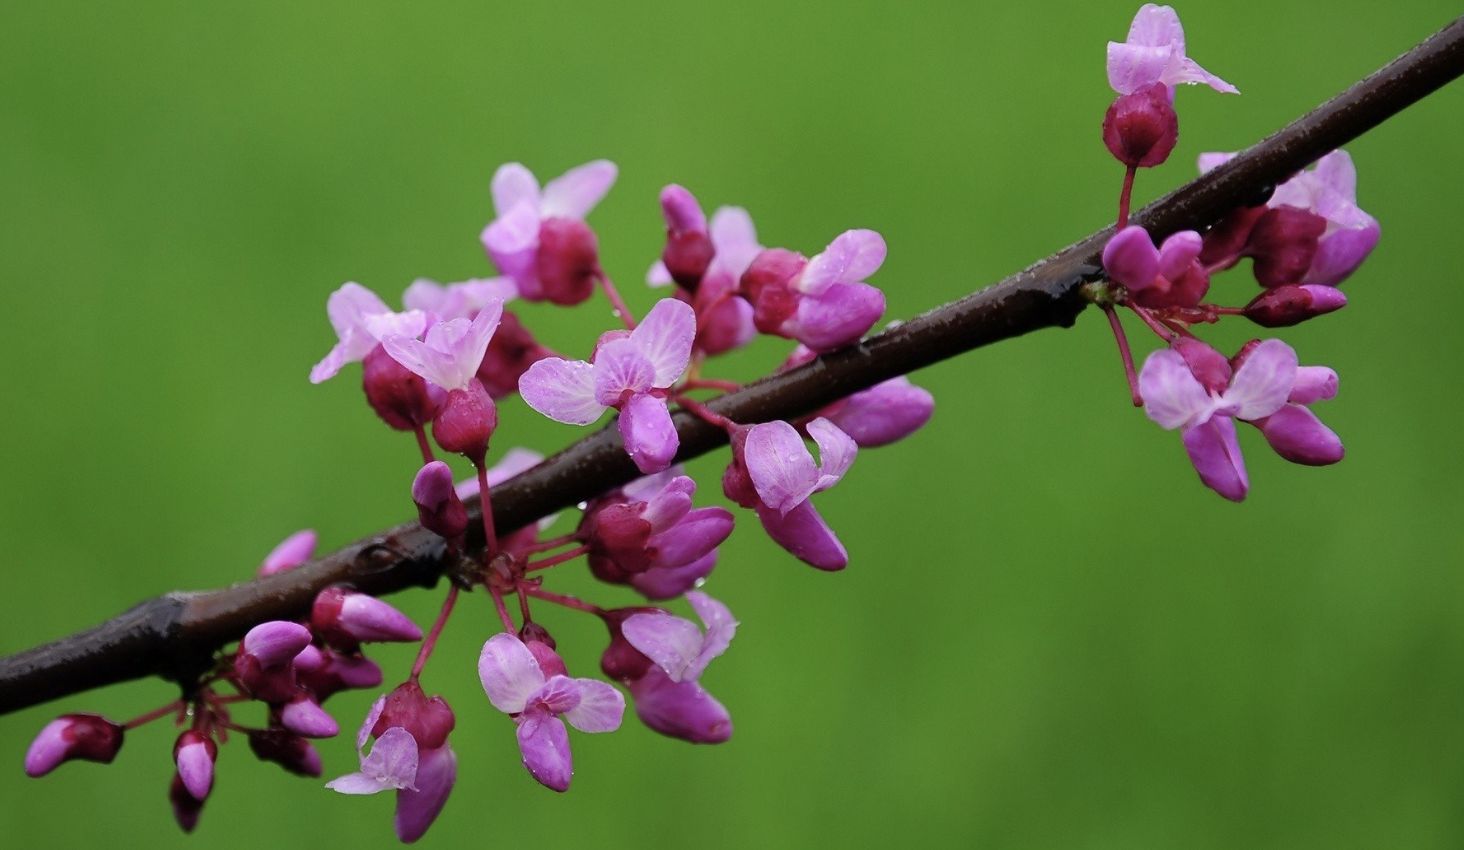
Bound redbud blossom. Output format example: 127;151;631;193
580;470;734;598
1106;4;1237;97
413;461;469;539
1103;83;1178;167
311;283;428;384
619;592;737;744
311;586;423;653
24;714;124;777
481;160;617;305
257;529;317;577
741;230;888;353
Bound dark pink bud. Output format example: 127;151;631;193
476;310;556;399
536;217;599;305
1254;405;1345;465
1244;284;1347;327
1199;205;1266;270
362;345;439;431
660;185;713;290
372;681;455;751
169;774;204;833
1171;338;1232;395
628;667;732;744
413;461;469;540
518;621;556;650
24;714;124;777
599;608;666;682
720;426;759;508
526;640;569;679
247;729;322;777
582;501;654;582
432;380;497;465
312;586;423;652
740;249;806;335
295;647;382;700
173;731;217;801
1248;206;1326;287
1102;84;1178;168
1163;262;1210;309
234;620;311;702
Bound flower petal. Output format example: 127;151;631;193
1182;416;1249;502
1289;366;1338;405
628;667;733;744
516;713;573;792
563;679;625;733
744;420;820;514
707;206;762;280
622;612;704;683
491;163;540;217
807;417;857;493
798;229;886;295
326;771;391;795
1139;348;1213;430
619;393;679;475
540;160;617;220
361;727;419;791
629;298;696;386
518;358;605;425
479;633;546;714
594;339;658;405
1257;404;1344;466
685;591;737;681
755;500;848;571
1102;226;1160;291
1225;339;1298;421
394;745;456;843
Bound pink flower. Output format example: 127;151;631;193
310;283;429;384
481;160;617;305
741;230;887;353
24;714;124;777
402;277;517;323
723;418;857;570
1138;339;1302;501
617;592;737;744
380;298;504;394
1107;4;1237;97
326;699;421;794
782;346;935;448
257;528;317;577
1199;150;1380;287
478;634;625;792
649;191;762;356
518;298;696;474
1102;225;1209;309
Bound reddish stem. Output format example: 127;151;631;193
475;464;499;557
597;271;638;329
1129;304;1179;341
1103;307;1144;407
409;585;459;682
526;545;590;573
412;425;436;465
489;588;517;633
518;533;580;555
1118;165;1137;228
674;395;737;431
516;587;532;624
123;700;184;730
521;585;603;615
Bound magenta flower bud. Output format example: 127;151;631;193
628;667;733;744
432;380;497;465
296;647;383;701
169;773;205;833
1103;83;1179;168
535;217;600;306
1244;284;1347;327
1255;405;1345;466
372;681;456;751
741;248;806;333
519;621;557;650
24;714;124;777
1248;206;1327;287
583;502;655;582
278;696;339;738
257;528;317;577
247;729;323;777
241;621;313;669
312;586;423;652
822;377;935;448
362;344;440;431
660;185;714;289
476;310;556;399
394;745;457;843
413;461;469;540
173;731;217;801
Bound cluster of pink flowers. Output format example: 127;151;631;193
1097;4;1374;501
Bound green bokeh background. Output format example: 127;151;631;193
2;2;1462;847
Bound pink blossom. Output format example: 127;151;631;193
616;593;737;744
326;698;420;795
402;277;517;322
1102;225;1209;309
380;297;504;393
1107;4;1237;97
478;634;625;792
310;283;428;384
481;160;617;305
257;529;317;577
741;230;887;353
649;192;762;356
519;298;696;474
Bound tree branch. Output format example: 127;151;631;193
3;17;1462;716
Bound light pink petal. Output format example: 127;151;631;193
517;712;573;792
1312;151;1358;200
1258;404;1344;466
327;282;391;339
744;420;820;514
452;297;505;380
755;500;848;571
482;201;541;280
1225;339;1298;421
491;163;540;216
798;229;887;295
259;528;317;577
1305;222;1379;286
1156;230;1203;281
361;727;419;791
789;282;885;353
479;633;546;714
1106;42;1171;95
623;466;688;504
685;591;737;681
1139;348;1214;430
394;745;456;843
1197;152;1237;174
1102;226;1160;291
529;675;584;716
594;340;659;405
363;309;429;343
659;184;706;232
357;696;387;753
402;279;454;316
1182;416;1249;502
176;741;215;800
1168;57;1238;94
647;259;673;287
486;447;545;487
806;417;857;493
706;206;763;283
540;160;618;219
629;298;696;386
310;341;353;384
1289;367;1338;405
326;771;391;795
622;612;704;683
562;679;625;733
640;475;696;529
519;358;604;425
1128;3;1185;49
382;333;460;393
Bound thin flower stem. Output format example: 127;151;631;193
525;545;590;573
475;464;499;557
1130;304;1179;341
123;700;184;730
409;585;459;682
516;587;532;624
674;395;737;431
412;425;436;465
489;588;517;633
597;271;638;329
1118;165;1137;228
1103;306;1144;407
521;585;604;616
518;534;580;555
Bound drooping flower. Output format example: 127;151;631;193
723;418;857;570
609;592;737;744
740;230;887;353
1138;338;1314;501
1199;150;1380;287
782;345;935;448
518;298;696;474
648;189;761;356
326;699;420;795
481;160;617;305
310;283;428;384
478;634;625;792
380;299;504;394
1107;4;1238;97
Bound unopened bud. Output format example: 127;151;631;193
432;380;497;465
278;695;339;738
1248;206;1326;287
536;217;599;305
1243;284;1347;327
311;586;422;652
740;249;805;335
24;714;124;777
363;345;440;431
660;185;714;289
519;621;556;650
413;461;469;539
173;731;217;802
247;729;323;777
257;529;317;577
1102;84;1178;168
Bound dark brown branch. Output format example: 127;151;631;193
3;17;1463;716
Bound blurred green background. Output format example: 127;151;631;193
3;1;1462;847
